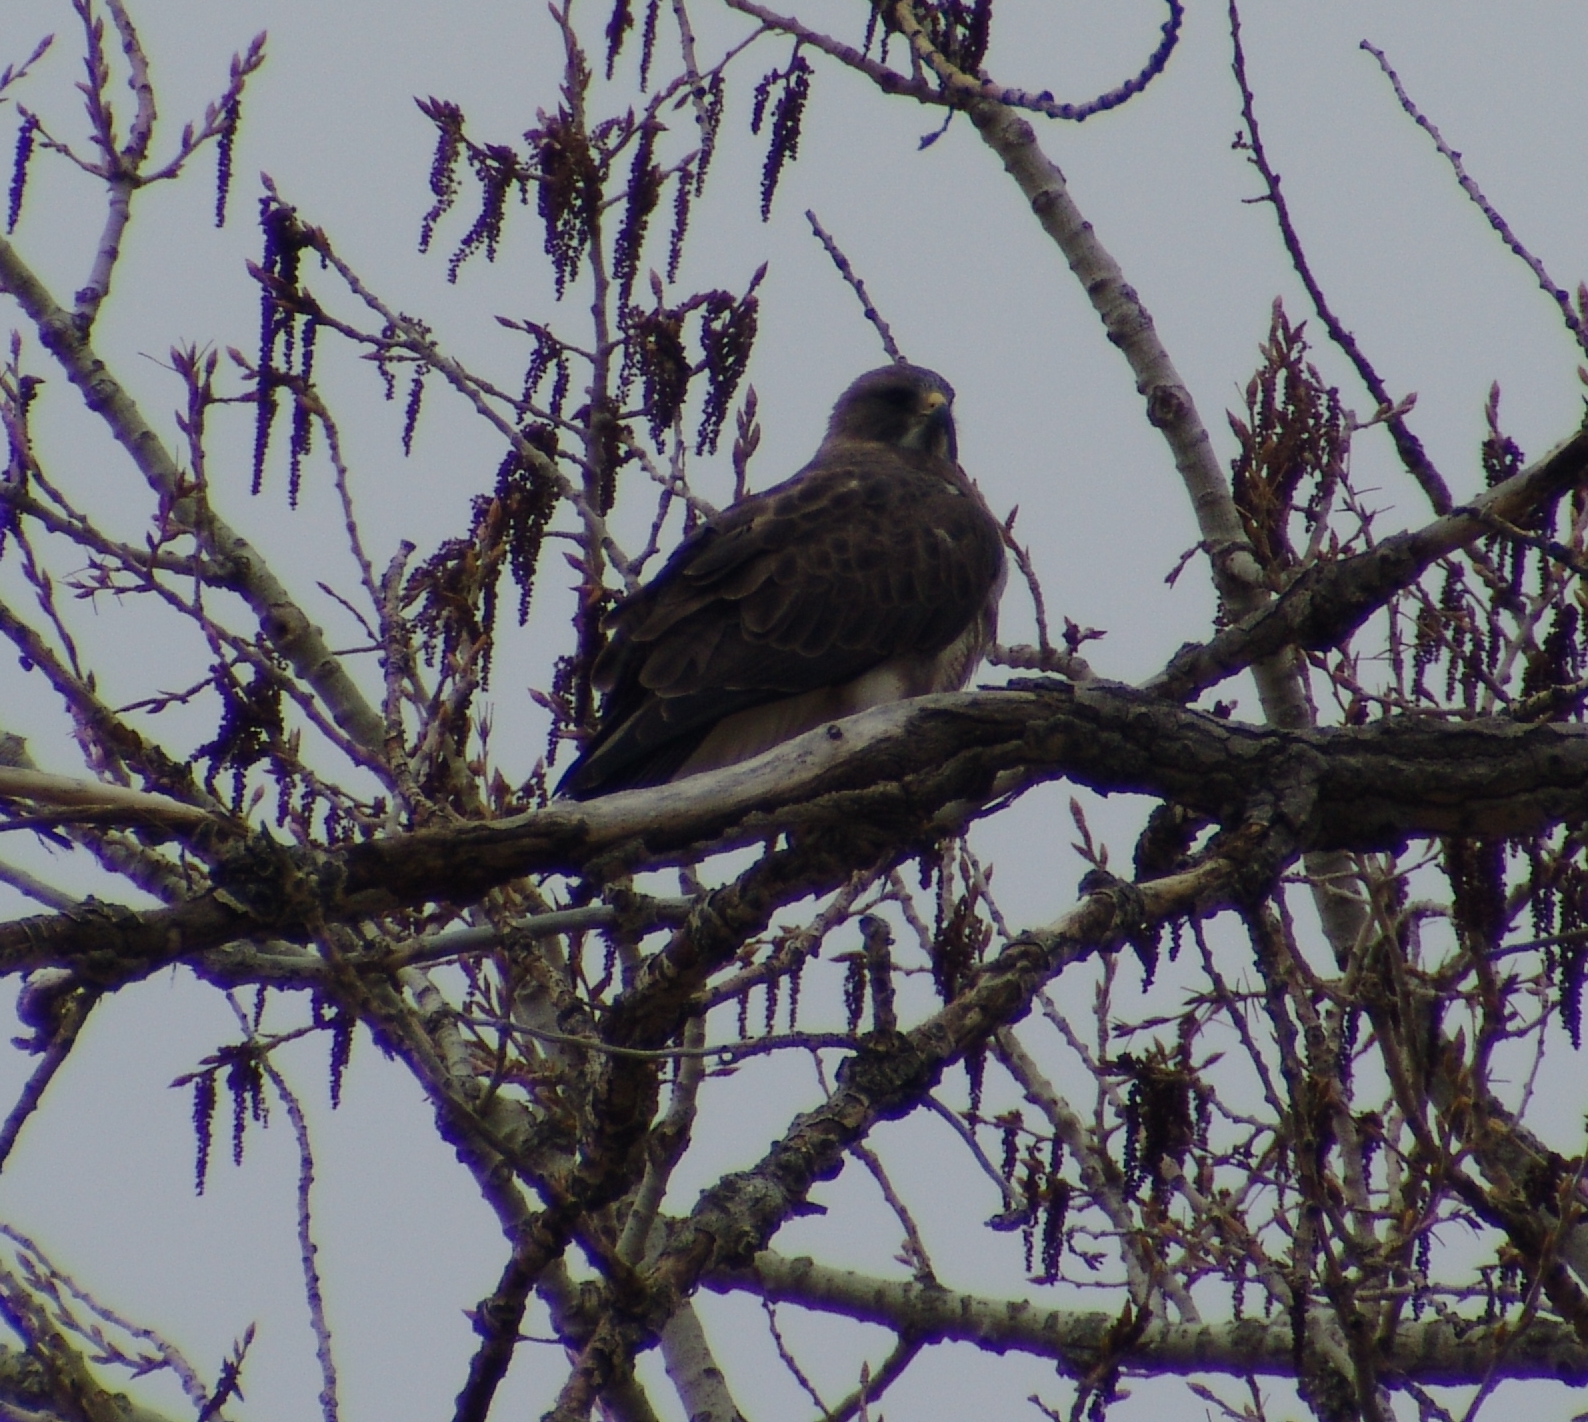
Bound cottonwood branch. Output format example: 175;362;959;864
873;1;1380;1062
1147;421;1588;703
1360;39;1588;363
549;853;1244;1417
1428;1056;1588;1292
0;767;234;832
707;1253;1588;1386
956;94;1264;618
1229;3;1451;513
721;0;1181;122
0;234;388;762
7;680;1588;974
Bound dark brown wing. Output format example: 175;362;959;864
556;440;1004;797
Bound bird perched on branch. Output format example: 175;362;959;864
557;363;1007;798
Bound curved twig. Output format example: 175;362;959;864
1228;3;1452;513
1361;39;1588;364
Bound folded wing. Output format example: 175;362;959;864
557;439;1004;798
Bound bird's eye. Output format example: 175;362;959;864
878;386;916;409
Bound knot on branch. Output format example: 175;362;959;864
1079;867;1168;982
689;1168;806;1272
260;600;317;653
1078;867;1148;939
1145;381;1191;429
988;112;1036;152
61;900;154;984
211;829;344;932
967;97;1003;132
606;884;662;942
1217;800;1306;908
835;1027;937;1120
14;969;88;1047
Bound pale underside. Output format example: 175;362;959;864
674;598;1002;777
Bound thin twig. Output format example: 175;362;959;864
1228;1;1451;513
760;1295;829;1415
0;233;389;758
261;1059;341;1422
851;1140;935;1281
805;210;903;362
227;993;339;1422
1361;40;1588;362
920;1093;1025;1218
999;517;1052;654
0;987;97;1172
825;1336;923;1422
0;1221;212;1410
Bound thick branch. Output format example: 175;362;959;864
550;855;1242;1413
7;680;1588;972
1147;422;1588;702
706;1253;1588;1385
0;767;231;830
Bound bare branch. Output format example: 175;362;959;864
1361;38;1588;363
1229;3;1452;513
707;1252;1588;1385
805;209;903;363
0;235;389;763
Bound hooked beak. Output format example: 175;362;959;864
918;390;957;463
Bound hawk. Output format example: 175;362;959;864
557;364;1007;798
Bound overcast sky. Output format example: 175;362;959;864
1;2;1586;1419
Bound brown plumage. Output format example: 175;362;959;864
556;364;1006;798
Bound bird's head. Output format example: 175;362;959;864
824;364;958;463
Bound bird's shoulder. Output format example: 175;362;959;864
598;440;999;668
693;440;987;566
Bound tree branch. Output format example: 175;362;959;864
8;677;1588;972
706;1252;1588;1385
1146;421;1588;703
0;234;389;762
